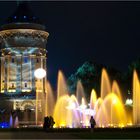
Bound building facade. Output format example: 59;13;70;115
0;2;49;124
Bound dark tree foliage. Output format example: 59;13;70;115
124;57;140;98
128;58;140;75
67;58;140;101
67;61;122;100
67;61;102;98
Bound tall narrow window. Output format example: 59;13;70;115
24;57;28;63
36;58;39;63
12;83;14;88
11;58;14;63
25;83;27;88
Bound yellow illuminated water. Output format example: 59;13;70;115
53;95;73;127
42;68;135;128
112;80;122;101
57;70;68;100
133;70;140;125
76;81;86;105
95;93;127;127
90;89;97;109
101;68;111;99
45;81;55;117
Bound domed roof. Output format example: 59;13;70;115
1;1;46;30
7;1;42;24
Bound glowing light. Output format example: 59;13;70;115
34;68;46;79
127;123;132;126
113;98;117;104
90;89;97;109
66;102;76;110
22;89;31;92
36;89;43;92
53;124;57;128
79;104;87;110
0;122;9;128
125;98;133;106
119;123;124;128
8;89;16;92
60;123;66;127
84;109;96;116
1;90;4;93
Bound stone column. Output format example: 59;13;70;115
31;55;35;92
16;55;22;93
4;57;8;93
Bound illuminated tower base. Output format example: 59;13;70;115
0;2;49;125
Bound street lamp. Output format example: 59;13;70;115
34;68;46;126
34;68;46;79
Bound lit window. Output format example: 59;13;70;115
12;83;14;88
24;58;28;63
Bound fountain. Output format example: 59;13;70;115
101;68;111;99
112;80;123;102
9;115;13;128
90;89;97;109
14;116;19;128
57;70;68;100
5;67;139;128
76;81;86;105
95;93;127;127
133;70;140;125
45;81;55;117
51;68;132;128
53;95;72;127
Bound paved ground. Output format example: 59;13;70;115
0;131;79;139
0;128;140;139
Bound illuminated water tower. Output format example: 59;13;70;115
0;2;49;123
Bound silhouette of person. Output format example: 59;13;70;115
90;116;96;129
49;116;55;128
43;116;51;130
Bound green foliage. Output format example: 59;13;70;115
67;61;123;100
67;61;103;98
67;58;140;100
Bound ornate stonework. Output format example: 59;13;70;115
0;29;49;41
0;29;49;49
13;100;36;110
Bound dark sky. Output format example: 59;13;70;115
0;1;140;87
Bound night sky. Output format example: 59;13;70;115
0;1;140;87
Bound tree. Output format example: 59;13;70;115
67;61;123;100
67;61;103;99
